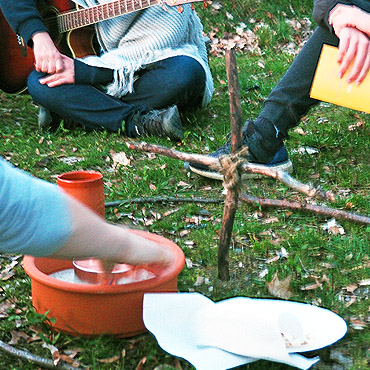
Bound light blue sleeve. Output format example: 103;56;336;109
0;157;73;256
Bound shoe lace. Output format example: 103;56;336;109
136;110;166;137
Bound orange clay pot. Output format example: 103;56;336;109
22;229;185;337
57;170;105;217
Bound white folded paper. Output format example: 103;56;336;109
142;293;347;370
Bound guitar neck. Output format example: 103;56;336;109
59;0;160;32
58;0;201;33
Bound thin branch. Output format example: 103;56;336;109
127;141;335;201
126;141;217;166
239;193;370;225
0;340;83;370
217;47;243;281
240;164;335;201
105;194;370;225
105;196;223;207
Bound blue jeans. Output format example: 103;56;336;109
27;56;206;134
257;26;339;136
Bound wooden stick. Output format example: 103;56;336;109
126;141;217;167
105;196;223;207
126;141;335;201
0;340;82;370
239;193;370;225
105;195;370;225
218;48;243;281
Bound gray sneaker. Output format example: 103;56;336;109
130;105;184;141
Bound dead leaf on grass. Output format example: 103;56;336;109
149;183;157;191
267;273;292;299
0;301;12;319
185;258;193;268
179;229;191;238
322;218;345;235
136;356;147;370
98;355;121;363
177;181;191;187
59;156;84;165
262;217;279;224
0;260;18;280
42;342;60;366
350;317;368;330
8;330;30;345
110;150;131;169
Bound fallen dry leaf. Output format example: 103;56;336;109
262;217;279;224
350;317;367;330
136;356;147;370
8;330;30;345
179;229;191;238
185;258;193;268
110;150;130;169
42;342;60;366
322;218;345;235
163;208;180;217
98;355;121;363
177;181;191;187
267;273;292;299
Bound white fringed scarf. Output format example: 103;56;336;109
72;0;213;106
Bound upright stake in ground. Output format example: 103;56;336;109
217;47;244;281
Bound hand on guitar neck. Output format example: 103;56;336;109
32;31;65;75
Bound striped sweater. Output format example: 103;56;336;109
72;0;213;106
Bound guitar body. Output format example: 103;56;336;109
0;10;35;93
0;0;97;94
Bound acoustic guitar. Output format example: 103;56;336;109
0;0;207;94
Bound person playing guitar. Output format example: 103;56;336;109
0;0;213;140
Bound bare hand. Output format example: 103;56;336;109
329;4;370;38
337;27;370;85
32;32;64;74
39;55;75;87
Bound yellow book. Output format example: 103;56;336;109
310;44;370;114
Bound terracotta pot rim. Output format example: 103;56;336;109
23;231;185;295
57;170;103;184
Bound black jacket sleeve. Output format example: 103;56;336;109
313;0;370;30
0;0;48;45
74;60;114;85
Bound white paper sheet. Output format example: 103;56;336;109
142;293;344;370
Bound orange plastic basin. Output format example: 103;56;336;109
23;229;185;337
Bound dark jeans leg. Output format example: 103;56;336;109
257;26;339;137
124;55;206;111
123;56;205;136
27;55;205;134
28;72;131;132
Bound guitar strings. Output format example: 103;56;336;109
41;0;164;33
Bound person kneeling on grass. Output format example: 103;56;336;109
189;0;370;180
0;157;173;266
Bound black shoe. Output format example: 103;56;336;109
188;120;293;180
129;105;183;141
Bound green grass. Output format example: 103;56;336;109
1;0;369;369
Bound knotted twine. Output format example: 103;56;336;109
210;146;249;193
